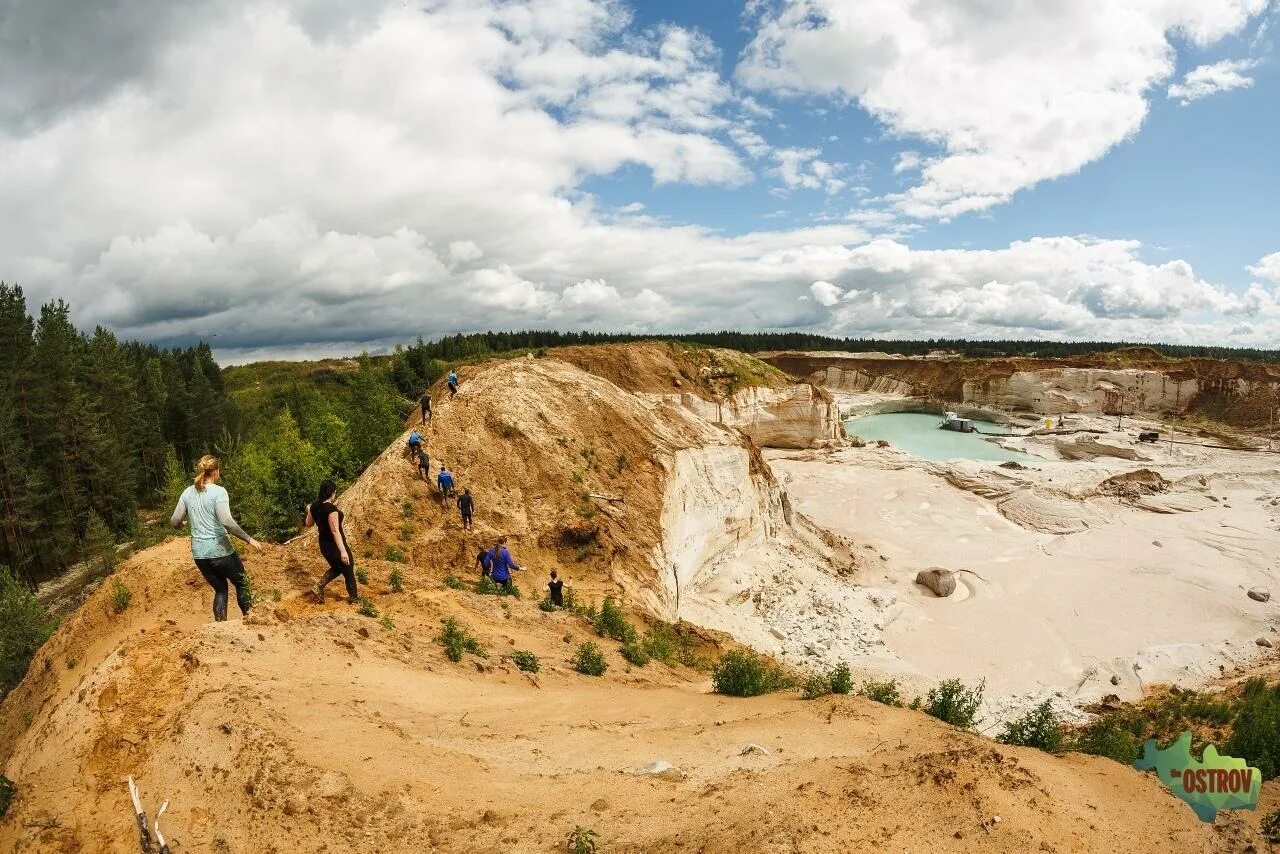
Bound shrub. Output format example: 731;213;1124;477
0;774;14;818
356;597;379;618
1067;715;1142;765
829;662;852;695
356;568;370;585
436;618;486;663
389;568;404;593
110;578;132;614
621;641;651;667
82;510;116;573
399;520;413;542
998;700;1064;752
1261;809;1280;843
474;577;521;598
510;650;540;673
568;826;598;854
443;574;465;590
857;678;905;707
1;566;58;700
572;642;608;676
400;500;413;520
711;649;793;697
593;597;636;643
383;546;406;564
379;614;396;631
801;671;833;700
538;596;556;612
920;678;984;729
1226;679;1280;779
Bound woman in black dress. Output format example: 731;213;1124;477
305;480;358;604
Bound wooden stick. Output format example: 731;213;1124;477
154;801;171;854
126;777;154;853
587;493;624;503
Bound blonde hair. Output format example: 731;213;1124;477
194;455;221;492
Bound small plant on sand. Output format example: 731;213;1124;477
857;678;904;707
436;617;486;663
620;641;650;668
110;578;132;614
593;597;636;643
0;774;14;818
443;574;465;590
998;700;1064;752
568;825;598;854
711;649;794;697
64;656;77;670
475;576;521;598
915;678;984;730
356;567;370;585
802;672;833;700
572;642;608;676
399;520;413;542
510;650;540;673
379;613;396;631
538;596;556;612
383;546;406;564
400;499;413;520
356;597;379;618
388;568;404;593
802;662;854;699
1261;809;1280;843
829;662;853;695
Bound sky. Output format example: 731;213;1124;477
1;0;1278;363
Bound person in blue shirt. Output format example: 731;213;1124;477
436;464;455;505
170;455;262;621
407;430;422;457
489;536;521;589
447;369;459;398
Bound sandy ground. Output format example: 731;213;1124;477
764;405;1280;722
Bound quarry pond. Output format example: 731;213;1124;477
844;412;1026;462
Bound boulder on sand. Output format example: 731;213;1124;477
1248;587;1271;603
915;568;957;598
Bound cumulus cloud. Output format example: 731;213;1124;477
738;0;1270;218
809;280;844;306
1168;59;1259;104
771;147;847;195
1250;251;1280;284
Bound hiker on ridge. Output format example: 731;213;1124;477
447;369;459;398
490;536;521;590
420;390;432;424
407;429;423;458
437;464;455;506
416;446;431;482
458;487;474;530
170;455;263;622
304;479;358;605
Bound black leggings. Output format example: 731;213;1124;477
320;552;358;601
195;553;252;622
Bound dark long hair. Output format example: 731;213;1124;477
317;480;337;503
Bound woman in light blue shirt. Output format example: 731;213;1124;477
170;455;262;621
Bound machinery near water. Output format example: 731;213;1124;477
939;411;976;433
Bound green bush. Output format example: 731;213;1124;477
474;576;521;598
399;520;413;542
801;671;833;700
510;650;540;673
830;662;853;695
568;825;598;854
538;596;556;612
919;678;984;729
379;613;395;631
711;649;793;697
436;618;486;663
621;641;651;667
388;568;404;593
356;568;370;585
857;678;905;707
82;510;116;573
443;574;465;590
593;597;636;643
572;642;608;676
356;597;379;618
1;567;58;700
0;774;14;818
110;578;132;614
998;700;1064;752
383;546;406;564
1226;679;1280;779
1067;715;1143;765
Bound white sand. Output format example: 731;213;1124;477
756;414;1280;722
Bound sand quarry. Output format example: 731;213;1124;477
3;343;1280;852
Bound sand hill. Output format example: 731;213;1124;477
0;344;1271;852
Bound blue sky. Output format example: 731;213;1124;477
1;0;1278;361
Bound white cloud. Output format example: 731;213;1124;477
1249;251;1280;284
738;0;1270;218
771;147;847;195
448;240;485;264
893;151;923;175
1168;59;1259;104
810;280;844;306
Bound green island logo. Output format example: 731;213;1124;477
1134;731;1261;822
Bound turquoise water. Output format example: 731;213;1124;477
845;412;1027;462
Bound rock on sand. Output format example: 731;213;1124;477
915;568;957;598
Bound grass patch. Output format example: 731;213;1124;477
388;568;404;593
510;650;540;673
356;597;379;618
443;574;465;590
383;546;406;564
379;613;396;631
435;617;486;663
474;577;521;598
399;520;413;542
400;499;413;520
110;578;132;614
356;567;369;585
711;649;794;697
857;678;905;707
572;642;608;676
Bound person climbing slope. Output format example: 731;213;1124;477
304;479;358;604
447;369;459;398
417;446;431;482
420;390;432;424
490;536;521;590
547;569;566;608
170;455;262;622
458;487;474;530
437;464;455;506
475;544;494;579
407;429;423;457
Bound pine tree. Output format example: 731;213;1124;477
82;509;116;574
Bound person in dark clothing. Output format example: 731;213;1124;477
170;454;263;622
417;448;430;481
305;480;358;604
458;488;474;530
547;569;565;607
420;391;432;424
475;546;493;579
490;536;521;589
447;369;459;397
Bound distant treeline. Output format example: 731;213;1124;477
382;330;1280;370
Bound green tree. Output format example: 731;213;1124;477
82;509;116;574
1;564;58;699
